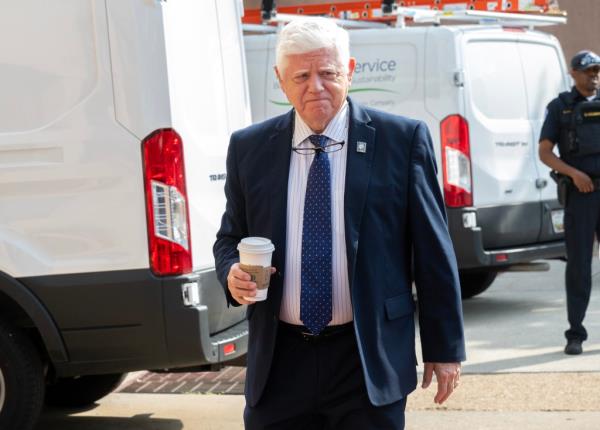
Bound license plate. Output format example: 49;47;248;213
551;209;564;234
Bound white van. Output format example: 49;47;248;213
244;19;569;299
0;1;249;428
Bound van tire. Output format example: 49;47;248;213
0;321;45;430
459;270;498;299
45;373;126;408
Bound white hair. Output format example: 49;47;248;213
275;17;350;73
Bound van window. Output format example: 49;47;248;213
518;43;565;121
465;41;527;120
0;2;96;132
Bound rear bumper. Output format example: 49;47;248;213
19;268;248;377
447;207;566;270
162;271;248;368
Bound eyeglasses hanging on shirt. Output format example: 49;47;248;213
292;140;345;155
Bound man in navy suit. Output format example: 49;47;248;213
214;17;465;430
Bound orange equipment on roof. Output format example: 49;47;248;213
242;0;561;24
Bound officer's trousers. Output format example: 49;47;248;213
564;188;600;341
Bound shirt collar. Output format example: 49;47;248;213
572;86;600;101
292;101;349;146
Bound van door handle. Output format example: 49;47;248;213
536;178;548;189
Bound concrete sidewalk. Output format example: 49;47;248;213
406;411;600;430
37;392;600;430
38;373;600;429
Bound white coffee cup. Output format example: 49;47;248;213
237;237;275;302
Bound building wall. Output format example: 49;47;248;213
536;0;600;63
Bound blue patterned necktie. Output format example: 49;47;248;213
300;134;332;335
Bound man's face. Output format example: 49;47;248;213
571;66;600;95
275;47;356;133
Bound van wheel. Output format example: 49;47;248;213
459;270;498;299
0;321;45;430
45;373;126;408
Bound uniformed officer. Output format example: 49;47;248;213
539;50;600;355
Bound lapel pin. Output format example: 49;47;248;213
356;141;367;153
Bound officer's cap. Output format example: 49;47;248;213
571;50;600;71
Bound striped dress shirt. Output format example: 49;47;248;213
279;102;353;326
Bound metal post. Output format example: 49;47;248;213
261;0;276;22
382;0;397;15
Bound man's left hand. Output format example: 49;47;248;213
421;362;461;404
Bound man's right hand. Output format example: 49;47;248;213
539;140;595;194
227;263;257;305
571;170;595;193
227;263;276;305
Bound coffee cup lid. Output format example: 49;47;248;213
237;237;275;254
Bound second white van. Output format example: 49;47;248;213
244;20;569;298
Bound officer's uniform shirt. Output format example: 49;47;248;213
540;86;600;176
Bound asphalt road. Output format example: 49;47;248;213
37;259;600;429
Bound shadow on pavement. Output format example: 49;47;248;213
36;412;183;430
463;348;600;373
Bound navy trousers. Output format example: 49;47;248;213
564;188;600;341
244;324;407;430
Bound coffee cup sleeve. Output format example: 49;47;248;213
239;264;272;290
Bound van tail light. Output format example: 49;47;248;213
441;115;473;208
142;129;192;276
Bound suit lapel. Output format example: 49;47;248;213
267;111;294;314
344;99;376;289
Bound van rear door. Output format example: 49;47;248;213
462;32;542;248
108;0;250;335
161;0;251;332
517;38;570;242
160;0;251;273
